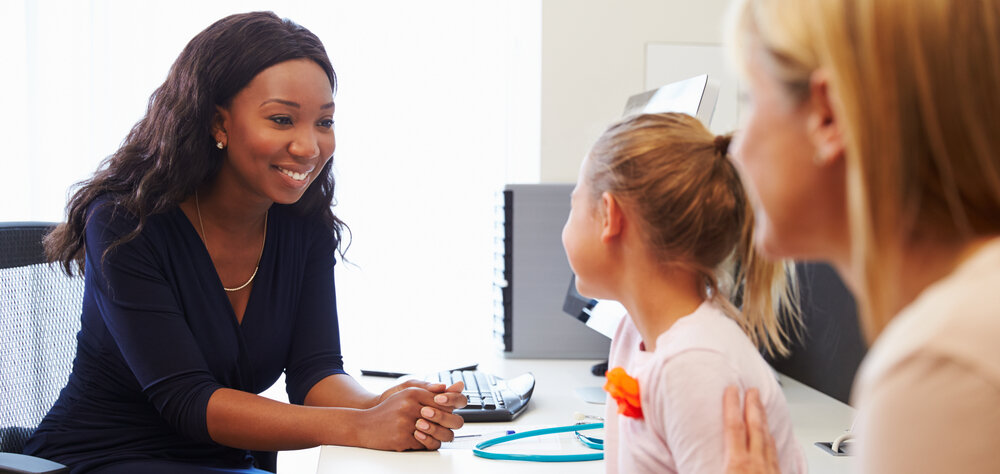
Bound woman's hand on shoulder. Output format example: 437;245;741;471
723;386;782;474
360;380;466;451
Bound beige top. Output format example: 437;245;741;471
852;237;1000;473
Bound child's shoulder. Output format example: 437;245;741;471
642;302;778;396
655;302;753;358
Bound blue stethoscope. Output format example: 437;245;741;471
472;422;604;462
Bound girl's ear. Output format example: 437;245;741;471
600;191;624;243
805;69;846;167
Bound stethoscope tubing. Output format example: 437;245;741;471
472;422;605;462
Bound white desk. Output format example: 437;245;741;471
315;357;855;473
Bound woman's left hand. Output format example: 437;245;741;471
377;380;467;449
723;386;782;474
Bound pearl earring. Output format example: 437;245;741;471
216;141;225;150
813;149;830;165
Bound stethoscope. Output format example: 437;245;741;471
472;422;604;462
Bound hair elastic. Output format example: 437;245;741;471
714;134;731;156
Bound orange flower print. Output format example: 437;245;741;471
604;367;643;419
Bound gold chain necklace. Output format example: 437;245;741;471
195;191;267;292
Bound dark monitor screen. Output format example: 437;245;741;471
561;275;624;340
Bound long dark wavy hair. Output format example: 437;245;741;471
46;11;346;275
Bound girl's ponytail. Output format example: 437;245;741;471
587;113;801;357
730;192;801;357
705;134;800;357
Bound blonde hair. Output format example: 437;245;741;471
586;112;801;357
728;0;1000;340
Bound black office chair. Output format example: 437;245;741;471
767;262;868;405
0;222;80;474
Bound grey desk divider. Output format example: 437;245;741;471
493;184;612;359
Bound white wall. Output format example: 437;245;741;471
540;0;732;183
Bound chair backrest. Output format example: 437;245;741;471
0;223;84;454
767;262;868;405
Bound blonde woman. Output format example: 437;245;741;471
720;0;1000;472
561;112;805;473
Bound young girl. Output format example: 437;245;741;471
562;112;805;473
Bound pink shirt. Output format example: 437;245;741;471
605;301;806;474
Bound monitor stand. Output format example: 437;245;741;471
574;386;607;404
573;360;609;404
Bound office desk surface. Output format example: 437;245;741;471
316;358;855;474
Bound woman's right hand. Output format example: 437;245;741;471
723;386;782;474
358;383;465;451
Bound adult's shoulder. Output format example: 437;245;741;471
856;237;1000;401
269;204;338;240
85;193;136;227
83;193;179;243
83;193;155;246
855;350;1000;474
269;204;341;262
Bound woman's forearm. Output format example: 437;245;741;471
303;373;380;409
205;387;365;450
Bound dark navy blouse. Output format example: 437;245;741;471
24;196;346;472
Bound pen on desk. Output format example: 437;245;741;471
454;430;515;439
358;369;408;378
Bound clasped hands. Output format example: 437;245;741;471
363;379;467;452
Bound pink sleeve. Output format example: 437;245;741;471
645;350;743;474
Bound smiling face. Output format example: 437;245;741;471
214;58;335;205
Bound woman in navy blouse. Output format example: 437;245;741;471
25;11;466;473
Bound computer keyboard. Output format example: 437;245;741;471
423;370;535;422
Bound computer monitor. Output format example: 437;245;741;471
562;74;722;338
562;275;625;340
622;73;720;125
